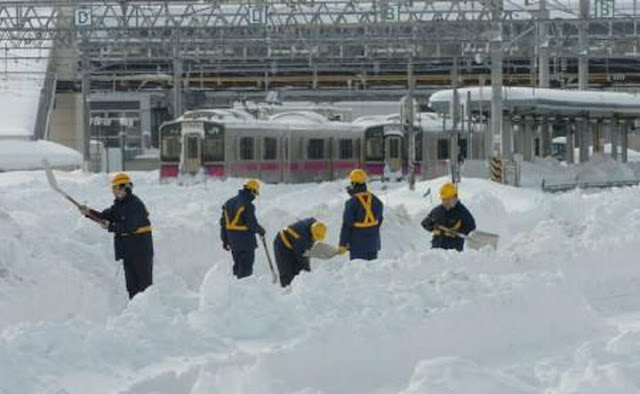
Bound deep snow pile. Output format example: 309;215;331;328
0;140;82;171
3;171;640;393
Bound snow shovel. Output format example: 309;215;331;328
304;242;340;260
437;225;499;250
42;159;105;226
260;235;278;284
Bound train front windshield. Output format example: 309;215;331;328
160;123;181;162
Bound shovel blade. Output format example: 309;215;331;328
304;242;340;260
466;231;499;250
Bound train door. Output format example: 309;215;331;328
385;134;403;173
183;134;202;175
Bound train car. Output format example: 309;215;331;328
353;115;423;181
159;109;363;183
159;109;486;183
159;109;252;180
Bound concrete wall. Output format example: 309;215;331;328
49;93;83;153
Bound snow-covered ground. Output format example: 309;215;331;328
3;171;640;393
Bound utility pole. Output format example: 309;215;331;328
407;58;416;191
172;31;183;117
578;0;590;90
538;0;550;89
81;37;91;172
490;0;504;158
538;0;552;157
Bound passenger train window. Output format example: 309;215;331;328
161;137;181;161
240;137;255;160
263;137;277;160
307;139;325;159
365;128;384;161
203;134;224;162
339;139;353;159
415;134;423;161
437;139;450;160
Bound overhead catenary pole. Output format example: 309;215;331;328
538;0;552;157
407;57;416;191
490;0;504;158
172;30;183;117
81;37;91;172
578;0;590;90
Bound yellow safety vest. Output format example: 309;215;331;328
433;220;462;237
121;225;152;236
353;192;379;228
224;206;249;231
278;226;301;250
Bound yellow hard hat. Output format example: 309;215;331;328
311;221;327;242
349;169;367;184
439;182;457;200
112;172;132;187
244;179;261;195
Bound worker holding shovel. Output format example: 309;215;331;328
78;172;154;299
421;182;476;252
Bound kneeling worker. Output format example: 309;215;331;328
79;172;154;299
421;182;476;251
273;218;328;287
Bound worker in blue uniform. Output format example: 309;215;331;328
79;172;154;299
273;218;327;287
339;169;384;260
421;182;476;251
220;179;266;279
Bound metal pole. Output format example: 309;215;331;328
407;58;416;191
490;0;504;157
451;88;460;183
81;38;91;172
120;123;126;171
578;0;590;90
172;31;183;117
538;0;553;157
538;0;549;89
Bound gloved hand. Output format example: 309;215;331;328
256;225;266;237
421;217;435;231
338;245;349;255
222;243;230;251
101;220;110;230
78;204;90;216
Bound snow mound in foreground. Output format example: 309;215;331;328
2;172;640;393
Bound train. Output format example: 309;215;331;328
158;108;487;183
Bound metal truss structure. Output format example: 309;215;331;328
0;0;639;92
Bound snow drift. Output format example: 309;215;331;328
2;171;640;393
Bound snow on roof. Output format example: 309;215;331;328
269;111;330;125
0;140;81;171
0;47;49;138
429;87;640;117
180;109;254;122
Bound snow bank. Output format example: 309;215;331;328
0;140;81;171
0;47;49;137
2;172;640;393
